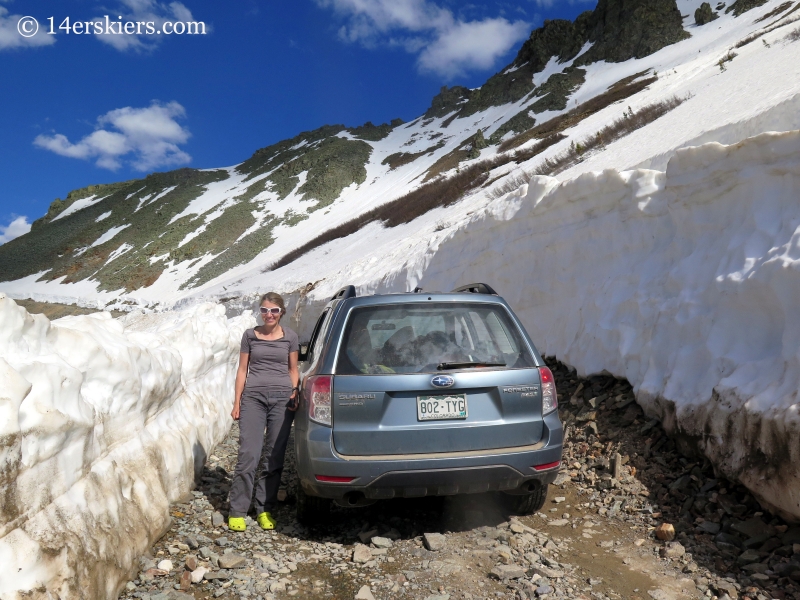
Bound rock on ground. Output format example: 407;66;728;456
355;584;376;599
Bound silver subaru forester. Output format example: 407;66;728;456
294;284;563;523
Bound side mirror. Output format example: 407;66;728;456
298;343;309;362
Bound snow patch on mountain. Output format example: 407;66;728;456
132;185;178;213
51;194;107;222
89;223;130;248
167;167;242;224
105;242;133;265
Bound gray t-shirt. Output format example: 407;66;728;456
240;326;299;391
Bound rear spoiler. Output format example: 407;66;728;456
331;285;356;301
296;285;356;362
451;283;498;295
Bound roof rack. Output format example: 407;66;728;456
331;285;357;301
452;283;498;295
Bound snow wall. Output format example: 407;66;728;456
376;130;800;521
0;297;254;599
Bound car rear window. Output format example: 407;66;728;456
336;302;536;374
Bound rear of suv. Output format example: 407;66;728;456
294;284;563;523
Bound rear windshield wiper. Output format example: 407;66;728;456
437;361;506;370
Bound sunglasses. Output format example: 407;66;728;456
260;307;282;316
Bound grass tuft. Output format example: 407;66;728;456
530;96;686;177
756;1;794;22
488;172;536;200
717;50;738;70
498;72;656;153
735;7;800;47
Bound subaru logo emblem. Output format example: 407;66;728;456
431;375;455;388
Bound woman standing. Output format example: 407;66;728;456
228;292;299;532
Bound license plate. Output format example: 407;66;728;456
417;394;468;421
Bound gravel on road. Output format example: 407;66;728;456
118;360;799;600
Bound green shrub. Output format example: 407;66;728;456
695;2;719;25
726;0;769;16
382;141;445;170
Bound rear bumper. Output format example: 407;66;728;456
294;411;563;500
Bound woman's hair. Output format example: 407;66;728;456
260;292;286;313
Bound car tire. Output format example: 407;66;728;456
296;486;331;525
508;484;549;515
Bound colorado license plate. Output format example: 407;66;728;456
417;394;468;421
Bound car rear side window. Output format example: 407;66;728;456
336;303;535;374
306;308;330;365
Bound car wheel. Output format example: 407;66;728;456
296;485;331;525
508;484;549;515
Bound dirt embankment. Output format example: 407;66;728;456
13;298;124;319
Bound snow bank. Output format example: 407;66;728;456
398;129;800;520
0;297;254;599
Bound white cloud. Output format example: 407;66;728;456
34;101;191;171
533;0;596;8
317;0;530;78
0;216;31;244
325;0;452;41
418;18;532;76
0;5;56;50
92;0;199;52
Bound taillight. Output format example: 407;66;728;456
315;475;356;483
533;461;560;471
305;375;332;426
539;366;557;415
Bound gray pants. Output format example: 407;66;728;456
229;388;295;518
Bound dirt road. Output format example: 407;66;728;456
119;361;798;600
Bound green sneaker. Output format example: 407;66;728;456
228;516;246;532
257;512;276;530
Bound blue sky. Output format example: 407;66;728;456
0;0;595;243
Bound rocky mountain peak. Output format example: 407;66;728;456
578;0;691;64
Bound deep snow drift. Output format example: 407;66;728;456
363;130;800;521
0;297;254;599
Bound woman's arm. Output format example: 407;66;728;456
232;351;250;420
288;351;300;411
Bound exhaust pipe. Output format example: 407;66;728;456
334;491;377;508
524;480;541;493
503;479;542;496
